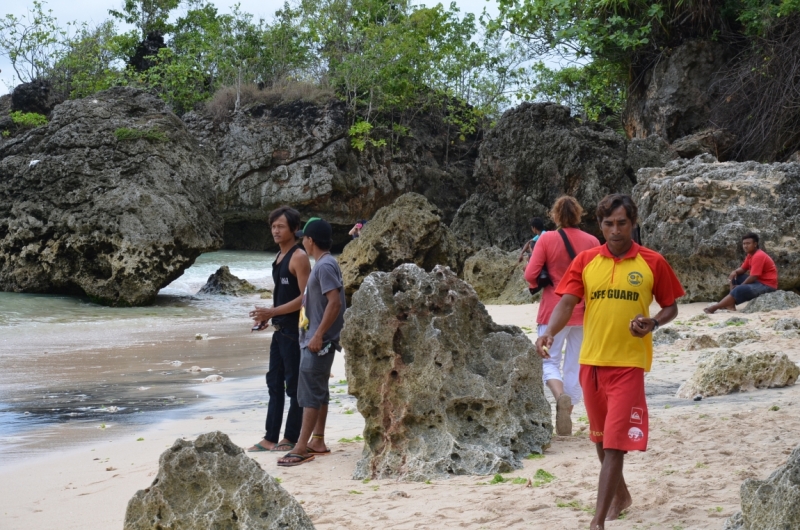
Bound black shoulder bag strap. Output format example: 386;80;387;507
558;228;577;260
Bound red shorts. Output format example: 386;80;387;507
579;365;648;452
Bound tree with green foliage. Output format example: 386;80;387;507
0;0;65;84
108;0;180;38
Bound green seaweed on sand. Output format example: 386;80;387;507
338;435;364;443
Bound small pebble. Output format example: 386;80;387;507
693;394;703;401
390;491;409;498
204;416;213;420
202;374;224;383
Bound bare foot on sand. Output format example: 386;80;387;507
606;485;632;520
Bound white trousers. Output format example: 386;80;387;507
538;324;583;404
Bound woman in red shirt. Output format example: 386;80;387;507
524;196;600;436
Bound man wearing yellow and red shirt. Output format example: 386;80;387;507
535;194;685;530
704;232;778;314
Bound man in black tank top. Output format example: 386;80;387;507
247;206;311;453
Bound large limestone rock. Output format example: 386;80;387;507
183;101;478;250
450;103;632;251
340;264;552;481
724;444;800;530
462;246;532;305
124;431;314;530
624;40;731;142
676;349;800;398
0;87;222;306
198;266;258;296
338;193;461;300
741;290;800;314
633;156;800;302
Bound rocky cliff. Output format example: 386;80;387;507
184;101;479;250
633;155;800;301
451;103;635;251
0;87;222;306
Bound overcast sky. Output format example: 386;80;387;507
1;0;499;95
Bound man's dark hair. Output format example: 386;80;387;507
268;206;301;232
530;217;545;231
742;232;760;246
315;239;332;251
596;194;638;225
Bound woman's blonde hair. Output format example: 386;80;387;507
550;196;584;228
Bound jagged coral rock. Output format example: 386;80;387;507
338;193;461;300
724;443;800;529
677;349;799;398
341;264;552;481
124;431;314;529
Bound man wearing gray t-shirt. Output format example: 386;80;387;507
278;217;346;467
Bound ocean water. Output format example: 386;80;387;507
0;251;278;462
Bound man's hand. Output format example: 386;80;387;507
308;333;323;353
629;314;655;338
535;334;554;359
250;305;276;322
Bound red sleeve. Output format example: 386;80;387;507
555;250;595;300
640;248;685;307
524;235;548;287
741;254;752;272
749;251;765;277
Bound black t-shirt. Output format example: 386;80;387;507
271;245;302;328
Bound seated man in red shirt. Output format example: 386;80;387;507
704;232;778;314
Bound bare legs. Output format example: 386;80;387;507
277;404;329;463
589;443;632;529
704;293;737;314
545;379;575;414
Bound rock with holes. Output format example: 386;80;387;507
741;290;800;314
718;329;760;348
197;266;258;296
633;156;800;302
676;349;800;398
450;102;632;252
123;431;314;530
724;443;800;530
774;318;800;331
0;87;222;306
653;326;681;346
340;264;552;481
687;334;719;351
183;100;478;250
462;246;532;305
338;193;462;301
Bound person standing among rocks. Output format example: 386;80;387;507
535;194;684;529
248;206;311;453
278;218;346;466
524;196;599;436
704;232;778;314
518;217;547;263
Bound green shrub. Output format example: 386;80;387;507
114;127;169;142
10;111;48;128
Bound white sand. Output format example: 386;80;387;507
1;302;799;529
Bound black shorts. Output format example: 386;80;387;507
297;346;336;409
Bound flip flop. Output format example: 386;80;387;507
308;448;331;456
277;452;316;467
270;442;296;452
247;442;271;452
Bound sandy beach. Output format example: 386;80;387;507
1;301;799;529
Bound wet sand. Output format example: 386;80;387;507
1;302;799;529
